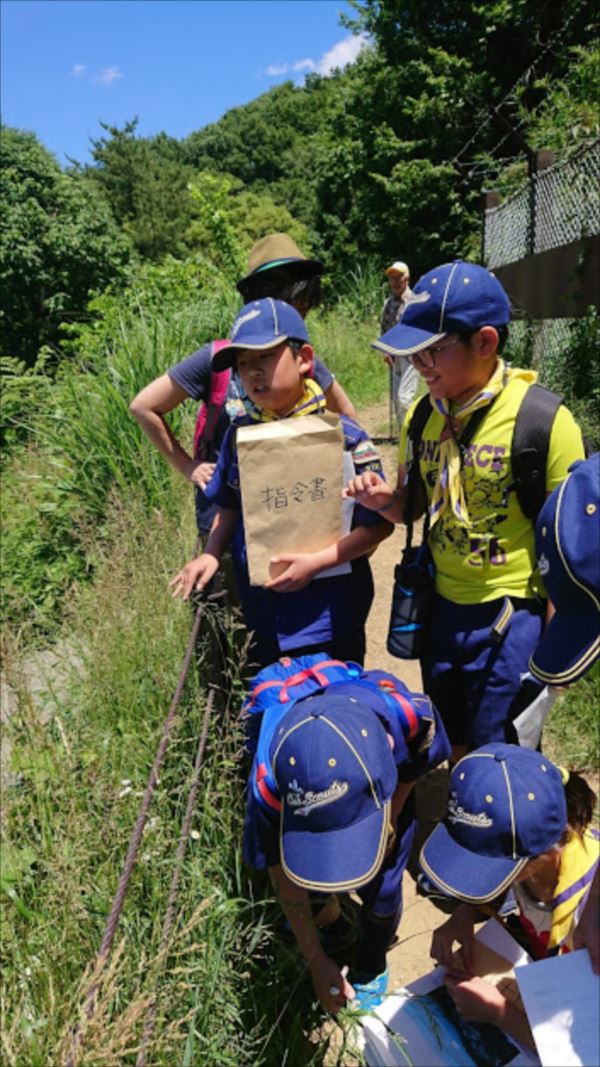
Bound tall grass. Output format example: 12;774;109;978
1;260;389;636
545;663;599;771
1;489;347;1065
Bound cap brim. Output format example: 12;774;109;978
281;801;390;893
236;258;323;296
212;333;288;372
371;323;445;357
529;609;600;686
420;821;527;904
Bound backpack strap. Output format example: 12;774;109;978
246;658;347;709
511;383;562;519
405;395;434;549
193;340;231;460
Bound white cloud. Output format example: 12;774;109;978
71;64;87;77
317;34;368;75
265;63;289;77
95;66;124;87
264;33;369;80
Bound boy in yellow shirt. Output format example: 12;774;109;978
345;260;584;759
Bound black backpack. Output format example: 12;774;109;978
406;382;563;522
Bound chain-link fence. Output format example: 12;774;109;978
484;139;600;268
483;139;599;366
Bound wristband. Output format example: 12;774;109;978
378;492;398;513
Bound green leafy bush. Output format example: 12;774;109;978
540;307;600;452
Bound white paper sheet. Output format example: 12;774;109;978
316;451;354;579
516;949;600;1067
360;921;539;1067
512;685;558;749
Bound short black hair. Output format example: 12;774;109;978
239;267;322;311
459;325;509;353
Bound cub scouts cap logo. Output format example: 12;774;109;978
212;298;310;371
420;743;566;903
271;692;398;893
530;453;600;685
372;260;511;358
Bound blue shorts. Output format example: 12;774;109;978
421;595;545;749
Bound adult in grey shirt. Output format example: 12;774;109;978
380;261;418;429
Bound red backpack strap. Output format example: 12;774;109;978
193;339;231;458
255;763;282;811
373;677;419;740
246;658;347;708
279;659;347;697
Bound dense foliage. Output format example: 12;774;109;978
2;2;597;370
0;127;133;365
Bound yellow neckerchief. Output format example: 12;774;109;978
549;826;599;951
428;359;537;530
248;377;327;423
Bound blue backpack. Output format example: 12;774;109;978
242;654;434;814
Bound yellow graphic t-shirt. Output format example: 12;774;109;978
399;378;584;604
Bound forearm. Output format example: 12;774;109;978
376;487;406;523
310;522;393;574
495;998;536;1052
325;379;357;421
269;865;327;968
203;507;237;560
133;407;196;481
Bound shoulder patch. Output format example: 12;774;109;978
352;438;381;466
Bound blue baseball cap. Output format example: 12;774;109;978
212;298;310;371
271;692;398;893
530;453;600;686
420;743;567;903
372;260;511;357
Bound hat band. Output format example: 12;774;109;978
252;258;302;275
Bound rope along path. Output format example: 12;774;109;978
65;592;223;1066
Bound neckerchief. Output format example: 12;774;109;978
428;359;537;530
247;377;327;423
548;826;599;950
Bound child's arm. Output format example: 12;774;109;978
344;464;409;524
442;973;535;1052
269;865;355;1014
265;521;393;593
430;904;479;973
170;506;237;599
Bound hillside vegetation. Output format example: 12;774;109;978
1;2;598;1064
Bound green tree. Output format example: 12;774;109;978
88;119;194;260
186;172;312;274
0;126;132;365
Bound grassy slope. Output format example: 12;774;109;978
1;307;385;1067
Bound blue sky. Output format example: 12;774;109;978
2;0;368;166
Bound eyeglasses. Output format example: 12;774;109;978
409;336;462;369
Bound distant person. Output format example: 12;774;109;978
130;234;356;537
380;261;419;429
170;299;391;667
345;260;584;761
242;653;451;1013
421;742;598;1051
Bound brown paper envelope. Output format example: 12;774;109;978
236;413;345;586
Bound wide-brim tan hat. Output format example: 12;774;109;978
236;233;323;295
385;261;410;276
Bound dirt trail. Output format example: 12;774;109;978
360;401;449;991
